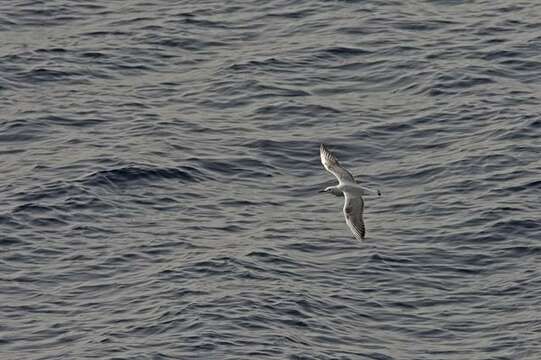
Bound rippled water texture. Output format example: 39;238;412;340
1;1;541;359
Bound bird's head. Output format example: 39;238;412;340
319;186;342;197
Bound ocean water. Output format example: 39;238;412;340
1;1;540;359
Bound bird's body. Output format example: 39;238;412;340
337;183;372;196
319;144;380;240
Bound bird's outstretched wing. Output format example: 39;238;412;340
320;144;355;184
343;193;365;240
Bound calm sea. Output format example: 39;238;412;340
1;1;540;359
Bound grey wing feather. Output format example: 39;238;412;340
343;193;365;240
320;144;355;184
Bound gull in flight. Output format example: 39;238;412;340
319;144;381;240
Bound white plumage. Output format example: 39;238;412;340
320;144;380;240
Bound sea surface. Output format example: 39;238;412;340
1;1;540;359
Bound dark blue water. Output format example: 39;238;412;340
1;1;541;359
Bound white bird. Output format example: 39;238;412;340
319;144;381;240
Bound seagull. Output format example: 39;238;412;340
319;144;381;240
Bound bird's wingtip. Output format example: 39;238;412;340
320;143;330;153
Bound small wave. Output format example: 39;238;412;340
13;203;55;214
0;118;49;143
17;182;85;203
264;9;314;19
490;218;540;234
229;58;295;71
81;165;204;187
17;67;85;83
0;236;24;246
322;46;372;57
30;217;69;228
152;37;226;50
255;102;341;115
40;115;104;128
188;157;276;179
35;47;67;54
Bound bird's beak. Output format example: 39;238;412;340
318;189;326;193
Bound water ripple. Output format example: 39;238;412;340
1;0;541;359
